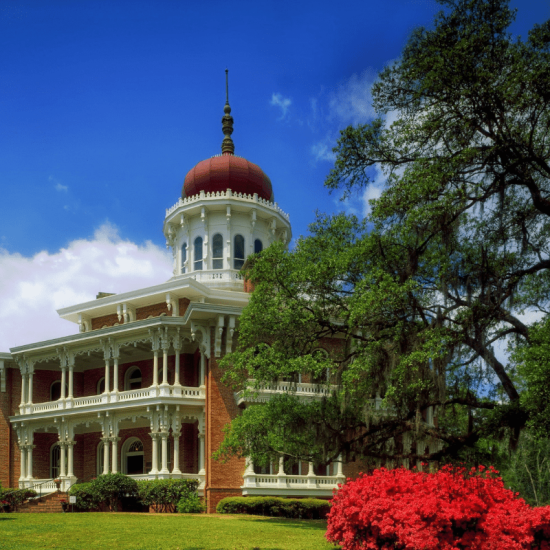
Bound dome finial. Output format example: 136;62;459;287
222;68;234;155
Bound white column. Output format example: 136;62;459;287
198;433;205;475
60;367;67;399
277;455;286;487
172;432;181;475
111;437;119;473
113;356;119;393
307;461;316;487
150;433;159;474
27;371;33;404
20;372;27;406
174;350;181;386
160;432;169;474
102;438;110;474
19;446;27;481
27;445;34;480
59;443;67;477
200;352;205;386
67;442;75;477
161;347;168;385
153;351;159;386
104;358;110;393
67;366;74;399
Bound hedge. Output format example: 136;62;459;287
136;479;200;513
216;496;331;518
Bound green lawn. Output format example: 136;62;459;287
0;513;339;550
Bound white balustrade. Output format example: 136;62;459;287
165;189;290;221
18;384;205;417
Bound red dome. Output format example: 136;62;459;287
182;154;273;201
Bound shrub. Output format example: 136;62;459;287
326;465;550;550
68;482;101;511
0;486;37;509
91;473;138;511
137;479;200;513
177;493;205;514
216;496;330;519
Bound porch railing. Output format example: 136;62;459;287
18;384;205;416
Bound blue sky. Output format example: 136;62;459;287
0;0;549;349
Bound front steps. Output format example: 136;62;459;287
16;491;68;513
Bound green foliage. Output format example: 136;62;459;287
89;473;138;511
512;316;550;438
136;479;199;512
176;493;205;514
0;486;37;508
219;0;550;466
216;496;331;519
499;432;550;506
68;482;102;511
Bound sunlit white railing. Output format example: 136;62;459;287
18;384;205;416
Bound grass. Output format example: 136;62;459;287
0;513;339;550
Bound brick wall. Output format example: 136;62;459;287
91;313;119;330
205;328;246;513
0;367;15;488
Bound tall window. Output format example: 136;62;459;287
97;441;105;476
181;242;187;274
212;234;223;270
194;237;203;271
125;367;142;391
50;443;61;479
97;377;105;395
254;239;263;254
234;234;245;269
50;381;68;401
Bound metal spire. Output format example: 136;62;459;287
221;68;234;155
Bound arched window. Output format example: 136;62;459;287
254;239;263;254
194;237;203;271
181;242;187;274
97;377;105;395
50;381;68;401
97;441;105;476
122;437;144;475
124;367;142;391
50;443;66;479
234;234;245;269
212;234;223;270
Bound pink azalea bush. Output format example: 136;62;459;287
326;465;550;549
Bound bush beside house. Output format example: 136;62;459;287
217;496;331;518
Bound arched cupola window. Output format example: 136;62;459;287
254;239;263;254
194;237;203;271
234;234;245;269
181;242;187;274
212;234;223;270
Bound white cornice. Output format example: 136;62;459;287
182;303;243;324
57;276;249;323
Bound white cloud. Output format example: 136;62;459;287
0;222;172;350
270;93;292;119
310;139;336;163
49;175;68;192
328;69;377;126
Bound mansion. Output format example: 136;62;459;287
0;89;354;513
